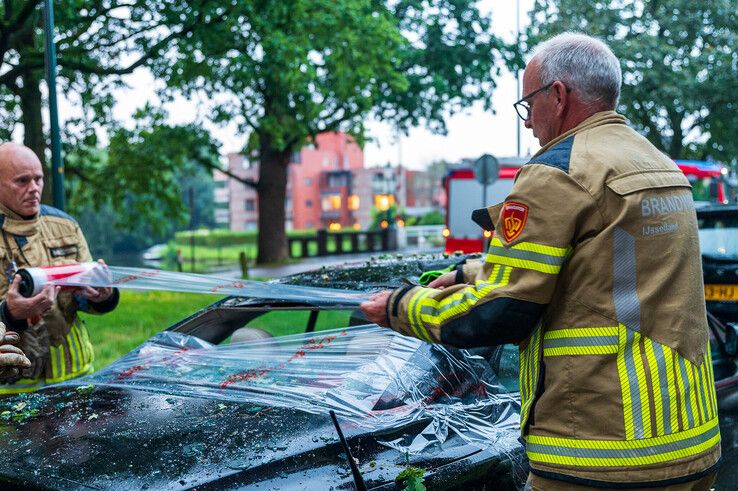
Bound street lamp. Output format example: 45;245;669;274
43;0;65;210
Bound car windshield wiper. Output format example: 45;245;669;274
329;410;368;491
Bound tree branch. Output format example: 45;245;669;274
197;158;258;189
0;59;45;86
58;1;237;77
54;1;135;49
0;0;41;62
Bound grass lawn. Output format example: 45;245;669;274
83;290;352;370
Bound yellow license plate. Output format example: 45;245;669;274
705;284;738;301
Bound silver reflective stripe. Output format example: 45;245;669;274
419;265;507;316
527;423;719;460
652;342;672;434
624;329;645;439
613;227;640;332
488;244;567;266
543;336;618;349
679;356;695;428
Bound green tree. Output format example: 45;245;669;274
154;0;517;263
65;105;220;235
527;0;738;161
0;1;231;203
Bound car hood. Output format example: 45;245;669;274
0;326;522;490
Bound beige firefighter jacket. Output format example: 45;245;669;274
387;111;720;485
0;203;118;393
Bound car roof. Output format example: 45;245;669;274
696;204;738;217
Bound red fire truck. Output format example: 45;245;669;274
443;158;728;254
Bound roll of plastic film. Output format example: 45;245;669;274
17;262;99;298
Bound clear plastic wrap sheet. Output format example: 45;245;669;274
62;325;520;453
47;265;368;306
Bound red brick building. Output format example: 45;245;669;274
214;132;444;231
215;132;365;231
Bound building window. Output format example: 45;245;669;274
374;194;395;211
327;173;348;187
214;180;227;188
245;199;256;211
348;195;360;210
321;194;341;211
304;178;312;186
306;199;313;208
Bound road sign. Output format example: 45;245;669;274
474;154;499;186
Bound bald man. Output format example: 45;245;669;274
0;142;119;393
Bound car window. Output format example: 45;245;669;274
241;310;352;338
698;215;738;259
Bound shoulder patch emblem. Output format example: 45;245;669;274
501;201;528;242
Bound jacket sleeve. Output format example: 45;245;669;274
73;224;120;315
387;164;602;348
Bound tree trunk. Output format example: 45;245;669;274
668;113;684;159
256;132;291;264
19;68;52;204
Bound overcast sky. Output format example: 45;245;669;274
57;0;538;170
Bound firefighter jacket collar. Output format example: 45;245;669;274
0;202;39;237
471;111;628;232
533;110;626;159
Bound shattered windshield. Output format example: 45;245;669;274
59;325;520;453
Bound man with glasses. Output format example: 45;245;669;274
362;32;719;490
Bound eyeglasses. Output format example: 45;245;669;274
513;82;571;121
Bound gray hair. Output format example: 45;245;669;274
531;32;622;109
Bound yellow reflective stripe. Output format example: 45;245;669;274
408;288;433;342
67;330;80;375
697;361;710;422
0;378;46;394
57;344;66;380
663;347;679;434
69;324;93;376
72;324;92;365
707;343;717;416
644;338;664;436
490;238;570;257
544;327;619;339
45;364;93;384
632;332;652;438
420;265;510;324
49;345;64;380
544;345;619;356
543;327;619;357
677;355;696;429
485;254;561;274
77;321;95;365
687;363;701;426
520;323;543;430
617;325;635;440
486;238;570;274
526;417;720;467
